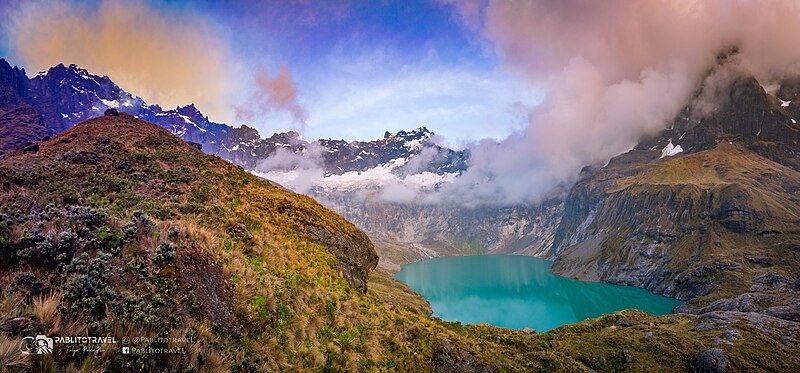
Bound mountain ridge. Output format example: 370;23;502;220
550;65;800;324
1;111;798;372
0;59;469;177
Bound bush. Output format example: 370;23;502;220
154;241;176;264
65;206;108;229
16;229;56;267
64;252;118;318
15;228;75;268
13;271;43;294
0;214;10;248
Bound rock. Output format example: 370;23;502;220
712;338;733;345
521;328;535;335
616;318;634;327
432;337;495;373
720;329;741;341
384;303;395;311
97;136;111;145
304;224;378;294
643;331;654;338
187;141;203;151
765;306;800;322
691;348;729;373
746;256;774;266
753;273;795;290
41;136;51;142
22;143;39;153
104;108;119;116
2;317;32;335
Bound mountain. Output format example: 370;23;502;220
0;59;469;174
1;112;798;372
0;59;563;264
550;60;800;323
315;190;564;270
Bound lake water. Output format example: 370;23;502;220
394;255;683;331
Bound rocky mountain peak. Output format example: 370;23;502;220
0;61;469;179
634;68;800;171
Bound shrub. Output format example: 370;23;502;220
167;227;181;242
0;214;9;248
64;252;118;318
16;229;56;267
132;210;154;234
13;272;43;294
154;242;176;264
65;206;108;229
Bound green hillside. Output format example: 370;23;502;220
0;114;797;372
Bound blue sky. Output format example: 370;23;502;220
0;0;541;144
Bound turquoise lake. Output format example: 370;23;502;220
394;255;683;331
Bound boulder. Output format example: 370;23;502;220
616;318;634;327
691;348;729;373
187;141;203;151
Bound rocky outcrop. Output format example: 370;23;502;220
315;188;565;266
305;224;378;293
676;273;800;323
551;67;800;305
431;337;496;373
691;348;729;373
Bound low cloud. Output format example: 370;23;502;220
434;0;800;205
4;0;236;122
253;143;323;194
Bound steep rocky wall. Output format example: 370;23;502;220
551;144;800;302
314;188;564;267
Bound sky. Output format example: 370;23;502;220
5;0;800;206
0;0;541;145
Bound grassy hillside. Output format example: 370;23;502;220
552;143;800;305
0;114;797;372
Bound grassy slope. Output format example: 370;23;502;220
554;143;800;303
0;115;797;372
618;144;800;302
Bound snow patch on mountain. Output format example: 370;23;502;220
660;140;684;158
100;98;119;108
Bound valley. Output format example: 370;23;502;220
2;1;800;371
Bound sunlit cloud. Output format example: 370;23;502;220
4;0;237;122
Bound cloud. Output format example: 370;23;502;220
435;0;800;205
306;57;542;142
235;66;309;132
252;143;324;194
4;0;236;122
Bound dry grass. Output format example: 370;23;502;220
33;293;62;336
0;114;798;371
0;335;28;371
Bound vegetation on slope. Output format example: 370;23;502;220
0;114;797;372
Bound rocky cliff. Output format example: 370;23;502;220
550;65;800;317
316;188;564;269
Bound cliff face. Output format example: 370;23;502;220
550;71;800;308
315;188;565;269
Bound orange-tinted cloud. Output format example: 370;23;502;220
235;66;308;129
6;0;235;122
436;0;800;205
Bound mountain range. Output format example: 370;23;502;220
0;58;468;175
2;109;798;372
0;59;561;267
